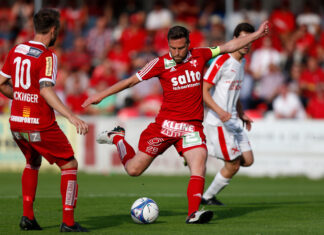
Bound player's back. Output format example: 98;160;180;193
2;41;57;130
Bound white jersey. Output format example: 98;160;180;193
203;53;251;159
203;53;245;127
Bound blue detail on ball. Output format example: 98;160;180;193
131;198;155;224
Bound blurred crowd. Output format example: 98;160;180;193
1;0;324;120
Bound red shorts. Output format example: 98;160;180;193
138;119;206;157
11;122;75;167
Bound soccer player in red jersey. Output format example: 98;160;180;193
83;21;269;224
0;9;88;232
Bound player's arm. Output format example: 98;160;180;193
0;74;13;99
82;74;140;108
203;81;231;122
236;99;252;131
218;21;269;54
39;81;88;135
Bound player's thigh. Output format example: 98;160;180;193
31;125;75;166
12;131;42;166
206;124;241;161
138;122;175;157
237;131;253;166
182;147;207;176
125;151;155;176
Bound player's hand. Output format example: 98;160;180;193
82;94;103;108
256;21;269;38
219;111;231;123
68;115;89;135
241;114;253;131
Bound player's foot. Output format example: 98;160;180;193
186;210;214;224
96;126;125;144
201;196;225;206
60;222;89;232
19;216;42;230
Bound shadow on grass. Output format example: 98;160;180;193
210;199;322;221
212;204;275;221
82;210;183;230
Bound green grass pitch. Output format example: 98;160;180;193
0;171;323;234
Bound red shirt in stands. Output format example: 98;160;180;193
136;47;212;122
0;41;57;130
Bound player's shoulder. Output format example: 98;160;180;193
210;53;231;67
190;47;211;55
13;41;51;59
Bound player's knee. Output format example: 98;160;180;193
244;158;254;167
60;158;78;169
127;168;143;177
29;155;42;168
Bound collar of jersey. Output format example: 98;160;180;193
29;40;47;49
168;51;192;64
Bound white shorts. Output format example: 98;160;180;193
205;122;251;161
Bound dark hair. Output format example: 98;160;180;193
233;22;255;38
167;26;190;43
33;8;60;34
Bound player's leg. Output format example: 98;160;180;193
12;134;43;230
124;151;154;176
202;158;240;205
183;147;213;224
97;124;161;176
202;125;241;205
97;126;137;166
32;124;87;232
240;150;254;166
57;158;87;232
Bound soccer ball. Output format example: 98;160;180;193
130;197;159;224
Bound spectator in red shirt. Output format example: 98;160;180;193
269;0;295;45
299;56;324;100
62;37;92;73
90;59;119;88
119;12;148;57
306;83;324;119
65;71;89;114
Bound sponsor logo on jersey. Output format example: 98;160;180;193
164;58;176;69
22;106;31;117
14;91;39;103
161;120;194;137
15;45;43;58
171;70;201;90
27;47;43;58
229;80;242;90
45;57;53;76
10;115;39;124
15;44;30;54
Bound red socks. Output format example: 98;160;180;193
187;175;205;216
22;165;39;220
61;168;78;226
113;135;135;165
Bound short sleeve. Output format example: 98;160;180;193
136;57;162;81
203;54;230;85
38;51;57;85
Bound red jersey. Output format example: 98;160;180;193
0;41;58;130
136;48;213;122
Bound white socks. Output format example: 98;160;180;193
203;172;231;200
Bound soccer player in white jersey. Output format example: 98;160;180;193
201;23;256;206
